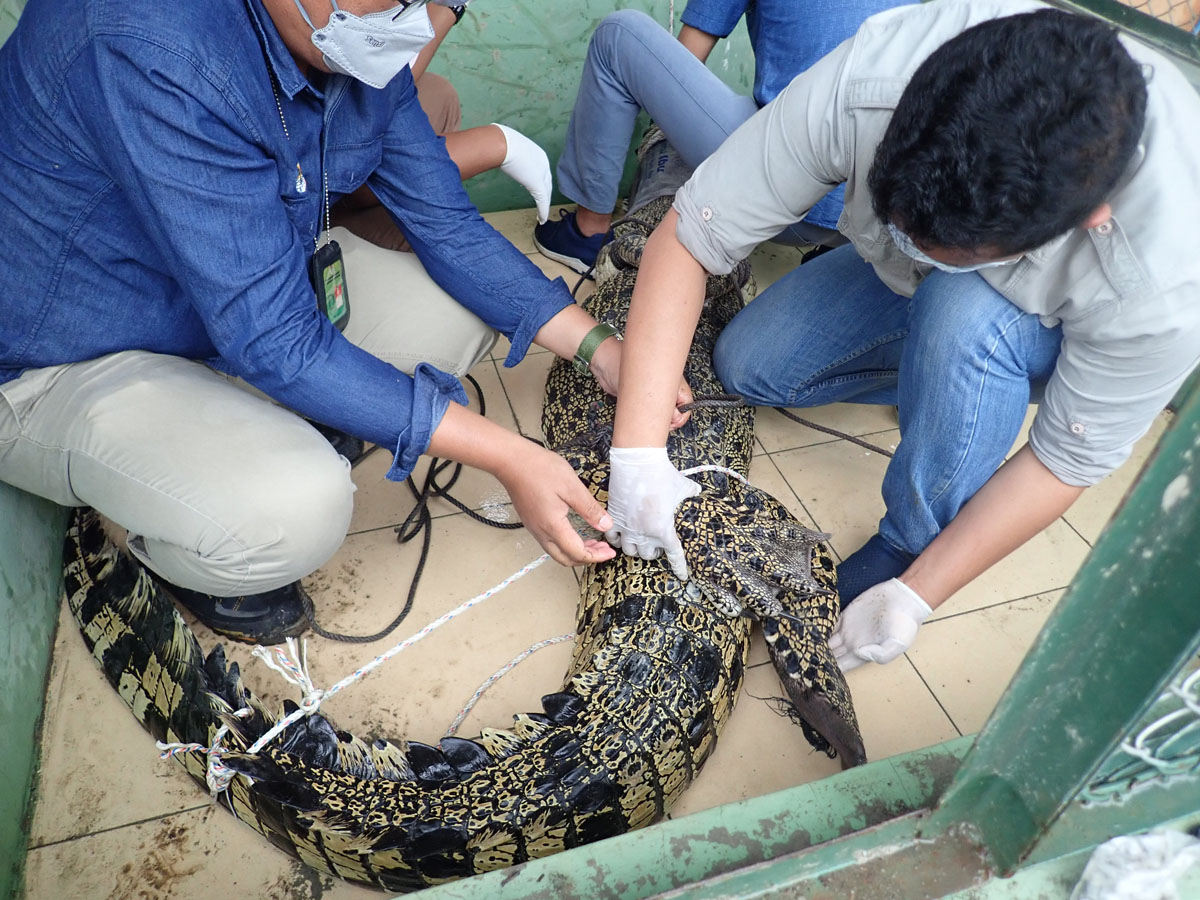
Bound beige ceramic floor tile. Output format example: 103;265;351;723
767;435;897;562
756;404;900;454
1063;411;1173;545
906;590;1063;735
839;654;961;762
494;348;560;444
205;518;582;745
24;805;378;900
747;451;822;533
929;520;1091;621
30;606;203;847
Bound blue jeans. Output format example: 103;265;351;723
558;10;843;245
712;245;1063;556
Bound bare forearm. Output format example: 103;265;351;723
901;444;1085;607
677;24;719;62
612;209;707;447
427;400;527;477
444;125;507;180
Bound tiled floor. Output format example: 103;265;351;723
23;207;1173;899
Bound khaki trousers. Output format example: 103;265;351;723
0;227;496;596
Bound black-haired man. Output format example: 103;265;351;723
601;0;1200;670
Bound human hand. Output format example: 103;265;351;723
498;444;616;567
588;337;693;430
494;123;552;224
604;447;701;580
829;578;932;672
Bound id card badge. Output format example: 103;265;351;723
309;239;350;331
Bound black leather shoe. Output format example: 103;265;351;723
164;581;309;645
311;421;365;464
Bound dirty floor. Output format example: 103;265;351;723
22;206;1173;900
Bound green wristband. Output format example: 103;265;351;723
573;322;621;374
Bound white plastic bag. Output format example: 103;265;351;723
1071;830;1200;900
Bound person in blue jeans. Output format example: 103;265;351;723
533;0;908;273
601;2;1200;671
0;0;626;645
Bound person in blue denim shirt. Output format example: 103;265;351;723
533;0;909;273
0;0;631;644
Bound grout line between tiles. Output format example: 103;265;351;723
925;586;1069;624
1058;514;1094;549
28;804;213;851
904;655;964;738
760;451;825;538
761;424;900;455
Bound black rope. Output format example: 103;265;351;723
775;407;894;458
681;393;894;458
302;374;525;644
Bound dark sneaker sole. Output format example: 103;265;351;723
205;611;309;647
158;582;310;646
532;235;594;275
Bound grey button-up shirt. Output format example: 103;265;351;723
675;0;1200;486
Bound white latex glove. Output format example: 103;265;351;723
605;447;701;581
829;578;932;672
494;123;552;224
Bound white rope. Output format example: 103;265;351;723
679;463;752;486
444;633;576;738
156;708;253;795
164;552;551;793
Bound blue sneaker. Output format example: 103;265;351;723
835;533;917;610
533;209;612;274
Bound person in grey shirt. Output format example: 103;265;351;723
601;0;1200;671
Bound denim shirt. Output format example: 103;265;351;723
680;0;910;229
0;0;573;481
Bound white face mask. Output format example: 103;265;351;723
291;0;435;89
887;223;1022;274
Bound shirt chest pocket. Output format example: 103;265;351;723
280;189;320;247
326;142;383;196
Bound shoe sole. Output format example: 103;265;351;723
207;613;309;647
532;235;594;275
156;579;310;646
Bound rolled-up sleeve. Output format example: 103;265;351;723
680;0;748;38
367;83;574;366
673;36;855;274
1032;285;1200;485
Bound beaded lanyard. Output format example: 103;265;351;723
269;70;332;251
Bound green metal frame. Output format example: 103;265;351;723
0;487;66;900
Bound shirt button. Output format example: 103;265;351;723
701;207;713;222
1070;421;1087;436
1095;221;1113;235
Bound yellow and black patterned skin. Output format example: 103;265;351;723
61;196;863;894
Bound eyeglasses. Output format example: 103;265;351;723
887;222;1023;274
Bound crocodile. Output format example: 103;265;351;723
61;193;864;893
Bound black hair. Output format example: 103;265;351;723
867;9;1147;255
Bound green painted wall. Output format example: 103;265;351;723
0;485;65;900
